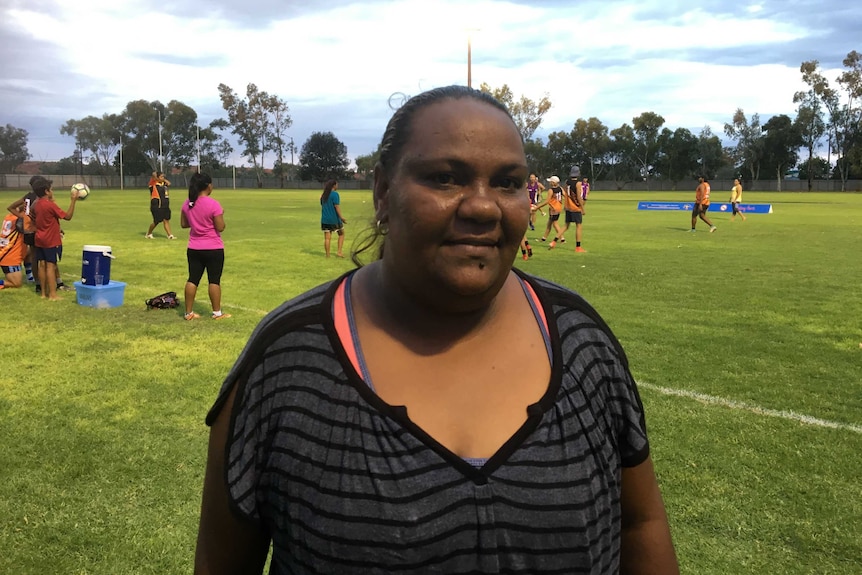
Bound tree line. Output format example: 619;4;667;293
1;50;859;190
491;51;859;192
0;82;352;185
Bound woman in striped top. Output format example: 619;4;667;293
194;85;679;575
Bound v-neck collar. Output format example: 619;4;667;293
323;269;564;482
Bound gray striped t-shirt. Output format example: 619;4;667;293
207;269;650;574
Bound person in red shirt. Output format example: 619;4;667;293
33;179;79;300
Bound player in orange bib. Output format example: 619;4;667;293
559;166;586;252
0;212;26;288
533;175;564;246
146;172;176;239
691;176;716;233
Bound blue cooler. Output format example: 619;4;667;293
81;245;114;285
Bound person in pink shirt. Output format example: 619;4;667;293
180;172;230;320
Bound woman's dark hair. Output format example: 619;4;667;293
320;179;338;205
378;85;516;172
352;85;517;267
188;172;212;208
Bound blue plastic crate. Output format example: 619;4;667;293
74;280;126;308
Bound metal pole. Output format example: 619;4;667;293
467;34;472;88
157;109;163;172
196;125;201;173
119;135;124;190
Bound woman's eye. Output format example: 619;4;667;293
431;173;456;186
498;177;523;191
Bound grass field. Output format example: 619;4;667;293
1;187;860;574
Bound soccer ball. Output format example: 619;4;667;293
72;183;90;200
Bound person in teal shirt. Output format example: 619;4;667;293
320;179;347;258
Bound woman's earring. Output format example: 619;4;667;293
376;219;388;236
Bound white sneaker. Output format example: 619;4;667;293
168;235;177;240
709;226;717;233
145;234;154;239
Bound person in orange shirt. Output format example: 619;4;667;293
145;172;176;239
0;212;26;289
148;170;171;188
559;166;586;252
690;176;716;233
533;175;564;245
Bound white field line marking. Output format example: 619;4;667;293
131;283;270;316
638;381;862;434
221;302;269;316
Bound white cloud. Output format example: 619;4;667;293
3;0;855;165
746;3;764;14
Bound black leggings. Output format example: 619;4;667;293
187;248;224;286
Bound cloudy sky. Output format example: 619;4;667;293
1;0;859;167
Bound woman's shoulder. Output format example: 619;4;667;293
245;272;350;345
516;270;586;307
517;270;623;336
517;271;632;374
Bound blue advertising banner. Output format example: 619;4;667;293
637;201;773;214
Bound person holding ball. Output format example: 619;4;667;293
33;178;78;301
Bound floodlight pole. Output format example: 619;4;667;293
157;109;164;172
466;28;480;88
119;135;124;190
468;35;472;87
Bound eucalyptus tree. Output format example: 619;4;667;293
0;124;30;172
632;111;666;189
60;114;123;175
761;114;801;191
724;108;764;181
478;82;552;141
792;88;826;190
799;52;862;190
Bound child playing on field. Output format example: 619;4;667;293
0;211;26;289
33;179;79;300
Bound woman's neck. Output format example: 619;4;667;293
352;263;513;352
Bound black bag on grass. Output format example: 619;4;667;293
146;291;179;310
